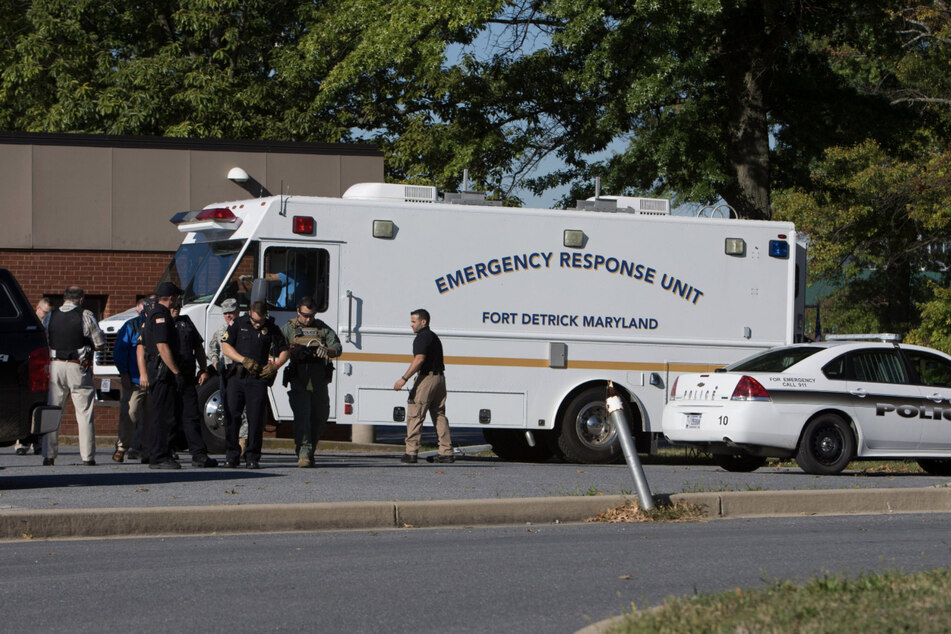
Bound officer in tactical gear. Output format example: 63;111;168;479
142;281;188;469
169;301;218;467
280;296;342;468
220;301;288;469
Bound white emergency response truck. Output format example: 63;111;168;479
94;183;806;463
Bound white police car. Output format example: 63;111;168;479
662;335;951;475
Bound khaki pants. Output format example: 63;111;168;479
404;374;452;456
116;382;148;452
44;360;96;462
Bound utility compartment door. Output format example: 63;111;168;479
356;388;525;428
263;244;340;420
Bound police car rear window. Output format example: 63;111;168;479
726;347;824;373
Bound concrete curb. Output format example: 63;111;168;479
671;486;951;518
3;487;951;541
0;495;634;540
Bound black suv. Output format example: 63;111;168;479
0;268;60;445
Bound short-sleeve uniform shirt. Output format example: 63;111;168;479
413;327;445;374
142;303;177;383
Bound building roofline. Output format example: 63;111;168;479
0;131;383;157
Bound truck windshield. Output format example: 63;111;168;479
157;240;244;305
724;346;824;373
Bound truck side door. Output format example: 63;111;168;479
261;245;340;420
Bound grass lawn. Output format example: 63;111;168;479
607;567;951;633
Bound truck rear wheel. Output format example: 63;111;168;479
196;376;228;454
557;386;626;464
483;429;554;462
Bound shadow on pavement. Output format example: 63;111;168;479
0;469;279;491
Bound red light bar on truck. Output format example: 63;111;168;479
170;207;242;233
293;216;315;235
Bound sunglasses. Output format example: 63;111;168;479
249;315;267;325
298;310;317;319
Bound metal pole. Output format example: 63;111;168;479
606;382;654;510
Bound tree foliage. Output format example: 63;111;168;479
773;2;951;345
775;137;951;336
0;0;929;217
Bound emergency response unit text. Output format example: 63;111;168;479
435;250;704;305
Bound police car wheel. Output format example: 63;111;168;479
795;414;854;475
713;451;767;473
916;459;951;476
196;377;228;454
557;386;626;464
482;429;554;462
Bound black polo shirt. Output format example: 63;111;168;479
413;326;445;374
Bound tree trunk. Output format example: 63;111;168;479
720;1;775;221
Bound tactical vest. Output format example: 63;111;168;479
48;309;87;359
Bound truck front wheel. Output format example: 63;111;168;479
196;377;228;454
557;387;627;464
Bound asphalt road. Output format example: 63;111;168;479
3;514;949;633
1;443;949;511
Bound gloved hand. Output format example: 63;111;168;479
242;357;261;375
259;364;278;382
174;373;186;391
314;345;330;359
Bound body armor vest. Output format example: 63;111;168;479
48;309;87;358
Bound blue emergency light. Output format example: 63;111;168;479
768;239;789;259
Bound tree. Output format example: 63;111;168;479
774;137;951;337
446;0;914;218
0;0;932;217
772;2;951;344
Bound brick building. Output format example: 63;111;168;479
0;131;383;440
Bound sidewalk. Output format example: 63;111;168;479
1;437;950;539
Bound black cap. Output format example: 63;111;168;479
155;281;183;297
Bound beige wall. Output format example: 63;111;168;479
0;145;33;249
0;139;384;252
112;148;191;251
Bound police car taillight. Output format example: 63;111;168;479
670;376;679;399
731;376;770;401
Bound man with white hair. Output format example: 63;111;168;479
44;286;104;466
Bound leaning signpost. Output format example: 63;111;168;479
606;381;655;510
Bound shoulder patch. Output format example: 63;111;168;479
155;317;165;324
221;331;230;342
